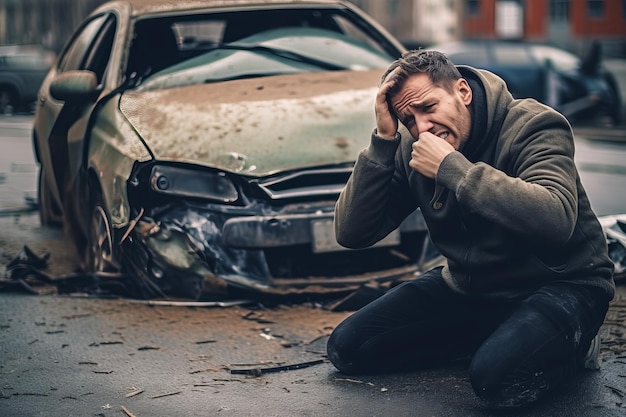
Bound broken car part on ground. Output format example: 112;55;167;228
2;215;624;309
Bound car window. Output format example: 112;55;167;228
57;14;109;72
332;14;387;54
445;48;489;68
82;15;117;84
173;20;226;49
126;8;400;88
492;44;534;66
138;27;393;91
530;45;580;72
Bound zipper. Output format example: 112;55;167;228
429;183;445;210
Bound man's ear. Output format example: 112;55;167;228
457;78;472;105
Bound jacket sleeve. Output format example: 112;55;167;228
334;130;418;249
436;106;579;247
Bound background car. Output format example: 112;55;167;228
32;0;434;301
429;40;622;126
0;44;56;115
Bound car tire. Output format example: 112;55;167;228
38;168;64;227
84;189;119;275
0;87;17;115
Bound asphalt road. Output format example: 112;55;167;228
1;67;626;416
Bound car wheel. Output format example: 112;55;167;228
85;190;118;274
0;87;17;115
38;168;63;226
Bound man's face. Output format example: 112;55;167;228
389;73;473;150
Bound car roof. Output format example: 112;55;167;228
92;0;353;17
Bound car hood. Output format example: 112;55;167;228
119;70;381;176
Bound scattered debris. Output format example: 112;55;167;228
195;339;217;345
326;284;386;312
128;299;252;307
150;391;182;399
89;341;123;347
11;392;49;397
137;346;160;351
1;216;622;316
606;384;625;398
5;245;50;276
334;377;365;384
259;332;275;341
125;388;144;398
0;245;52;294
229;359;324;376
121;405;137;417
1;245;128;297
600;214;626;281
242;311;275;324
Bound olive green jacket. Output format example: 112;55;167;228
335;66;615;299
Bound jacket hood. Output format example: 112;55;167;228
119;70;381;176
458;66;514;137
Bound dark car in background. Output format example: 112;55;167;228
0;44;56;115
32;0;434;301
429;40;622;126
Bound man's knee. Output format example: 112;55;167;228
326;328;359;374
469;354;550;409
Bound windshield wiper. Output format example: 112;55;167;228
213;42;348;71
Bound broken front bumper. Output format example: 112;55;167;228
123;203;429;300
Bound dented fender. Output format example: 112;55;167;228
87;97;152;227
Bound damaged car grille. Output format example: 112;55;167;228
253;167;352;200
125;162;429;299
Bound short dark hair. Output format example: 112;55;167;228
381;49;462;93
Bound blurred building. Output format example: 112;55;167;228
463;0;626;57
0;0;103;52
0;0;625;57
354;0;626;57
351;0;462;48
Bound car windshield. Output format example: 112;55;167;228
138;27;393;90
126;8;399;91
529;45;580;73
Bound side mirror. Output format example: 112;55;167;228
50;70;99;102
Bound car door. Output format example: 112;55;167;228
33;12;118;220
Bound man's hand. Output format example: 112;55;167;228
375;68;400;139
409;132;455;178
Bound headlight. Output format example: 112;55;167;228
149;165;238;202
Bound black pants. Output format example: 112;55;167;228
326;267;610;408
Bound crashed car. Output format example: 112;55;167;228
33;0;431;300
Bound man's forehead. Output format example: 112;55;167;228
392;74;437;109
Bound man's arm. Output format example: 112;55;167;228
335;68;417;249
334;132;416;249
437;106;580;246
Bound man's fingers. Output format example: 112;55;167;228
382;66;401;86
